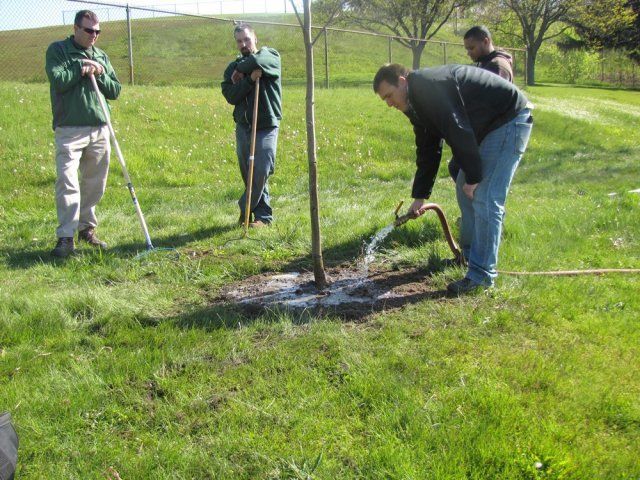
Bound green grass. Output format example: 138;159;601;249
0;81;639;478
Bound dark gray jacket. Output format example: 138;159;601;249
405;65;528;199
0;412;18;480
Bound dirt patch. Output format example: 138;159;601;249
215;265;451;320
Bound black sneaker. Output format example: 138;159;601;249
51;237;75;258
78;228;107;249
446;277;487;295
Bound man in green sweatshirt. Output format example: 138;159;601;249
45;10;121;258
222;23;282;228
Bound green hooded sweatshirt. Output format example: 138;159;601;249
221;47;282;129
45;36;121;130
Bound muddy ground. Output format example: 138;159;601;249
215;265;454;321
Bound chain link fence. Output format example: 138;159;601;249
0;0;531;88
14;0;640;88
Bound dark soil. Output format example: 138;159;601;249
215;265;452;320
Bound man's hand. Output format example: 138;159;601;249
231;69;245;84
409;198;428;217
81;59;104;77
250;69;262;82
463;183;478;200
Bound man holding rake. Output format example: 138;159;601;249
222;23;282;228
45;9;121;258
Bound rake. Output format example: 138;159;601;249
90;73;174;258
223;76;263;247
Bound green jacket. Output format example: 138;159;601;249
45;36;121;130
221;47;282;129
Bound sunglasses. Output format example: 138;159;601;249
80;27;101;35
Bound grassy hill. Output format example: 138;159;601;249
0;13;520;87
0;80;639;478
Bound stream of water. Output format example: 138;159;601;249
359;223;395;277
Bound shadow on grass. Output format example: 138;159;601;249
112;222;237;256
0;222;236;269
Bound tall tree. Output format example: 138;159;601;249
487;0;578;84
571;0;639;62
290;0;344;289
317;0;475;69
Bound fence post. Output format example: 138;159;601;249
323;27;329;89
388;36;392;63
442;42;447;64
126;4;134;85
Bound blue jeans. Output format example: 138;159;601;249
455;109;533;286
236;125;278;223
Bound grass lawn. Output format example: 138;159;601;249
0;80;639;478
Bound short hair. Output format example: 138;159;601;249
464;26;492;42
74;10;99;26
373;64;410;93
233;23;255;36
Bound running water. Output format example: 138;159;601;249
359;223;395;277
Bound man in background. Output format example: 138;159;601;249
448;25;515;182
463;25;513;82
221;23;282;228
45;10;121;257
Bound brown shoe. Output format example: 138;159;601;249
249;220;270;229
238;212;253;226
51;237;75;258
78;228;107;249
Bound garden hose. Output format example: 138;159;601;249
393;201;640;276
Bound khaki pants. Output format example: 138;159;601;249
54;125;110;238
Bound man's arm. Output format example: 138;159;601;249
221;61;253;105
428;79;483;185
411;74;483;186
411;125;444;200
486;57;513;82
94;52;121;100
235;47;281;79
45;42;83;94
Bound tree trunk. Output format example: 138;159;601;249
526;45;537;86
301;0;328;288
411;41;427;69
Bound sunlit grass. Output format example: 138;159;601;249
0;81;639;478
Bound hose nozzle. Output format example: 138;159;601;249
393;200;418;227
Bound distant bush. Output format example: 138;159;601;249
544;44;601;84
